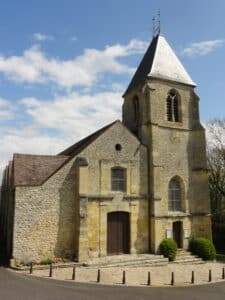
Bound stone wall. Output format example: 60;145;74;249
13;159;77;263
123;78;212;252
12;121;149;263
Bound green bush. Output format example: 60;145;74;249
159;238;177;261
40;258;53;265
189;237;216;261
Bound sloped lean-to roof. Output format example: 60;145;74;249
124;34;196;96
13;154;69;186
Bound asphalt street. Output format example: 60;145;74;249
0;267;225;300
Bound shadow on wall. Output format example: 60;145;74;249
186;91;210;238
55;161;77;260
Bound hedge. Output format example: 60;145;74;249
189;237;216;261
159;238;177;261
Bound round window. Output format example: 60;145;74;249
115;144;122;151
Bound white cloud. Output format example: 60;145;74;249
71;36;78;42
0;126;66;184
20;90;122;137
0;89;124;183
182;39;224;57
0;39;147;88
0;98;14;120
33;33;54;42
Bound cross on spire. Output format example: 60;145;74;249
152;9;161;37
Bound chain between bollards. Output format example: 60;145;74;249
191;270;195;284
147;271;151;286
97;269;101;283
122;270;126;285
72;265;76;281
49;263;53;278
29;262;33;275
209;269;212;282
171;272;175;286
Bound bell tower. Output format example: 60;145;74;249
122;34;212;252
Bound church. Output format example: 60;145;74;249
0;33;212;265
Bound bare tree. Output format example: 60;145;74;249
207;119;225;216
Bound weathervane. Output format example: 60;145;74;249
152;9;161;37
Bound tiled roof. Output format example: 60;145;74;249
13;154;68;186
12;120;119;186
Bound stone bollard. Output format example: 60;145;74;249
72;265;76;281
171;272;175;286
191;271;195;284
122;270;126;285
222;268;225;280
147;271;151;286
209;269;212;282
97;269;101;283
49;263;53;278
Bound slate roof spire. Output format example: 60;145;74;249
124;34;196;96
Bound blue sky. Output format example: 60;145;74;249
0;0;225;179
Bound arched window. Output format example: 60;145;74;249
111;167;126;192
166;90;180;122
133;96;140;126
168;177;182;211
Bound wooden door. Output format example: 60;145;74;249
107;212;130;255
173;221;183;248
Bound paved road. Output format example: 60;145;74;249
0;267;225;300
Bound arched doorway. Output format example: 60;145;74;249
173;221;183;248
107;212;130;255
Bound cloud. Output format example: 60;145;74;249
33;33;54;42
0;39;147;88
0;126;66;184
0;98;14;120
71;36;78;42
182;39;224;57
20;90;122;137
0;88;124;182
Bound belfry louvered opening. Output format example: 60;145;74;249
166;90;181;122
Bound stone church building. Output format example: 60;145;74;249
0;33;212;265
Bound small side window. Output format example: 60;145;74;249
111;167;126;192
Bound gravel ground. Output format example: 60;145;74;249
29;262;225;287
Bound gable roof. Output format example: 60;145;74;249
59;120;118;156
124;34;196;96
11;120;141;187
12;120;120;187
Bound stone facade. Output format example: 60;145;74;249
0;33;212;265
11;122;148;263
123;78;211;252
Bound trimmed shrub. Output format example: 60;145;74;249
160;238;177;261
189;237;216;261
40;258;54;265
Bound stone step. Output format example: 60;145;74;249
174;257;203;264
97;258;169;268
175;255;199;260
85;255;169;268
176;251;192;255
86;254;164;264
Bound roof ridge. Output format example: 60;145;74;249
59;120;120;156
13;153;69;158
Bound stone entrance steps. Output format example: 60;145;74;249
174;249;204;264
84;254;169;268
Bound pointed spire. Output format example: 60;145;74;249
124;34;196;96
